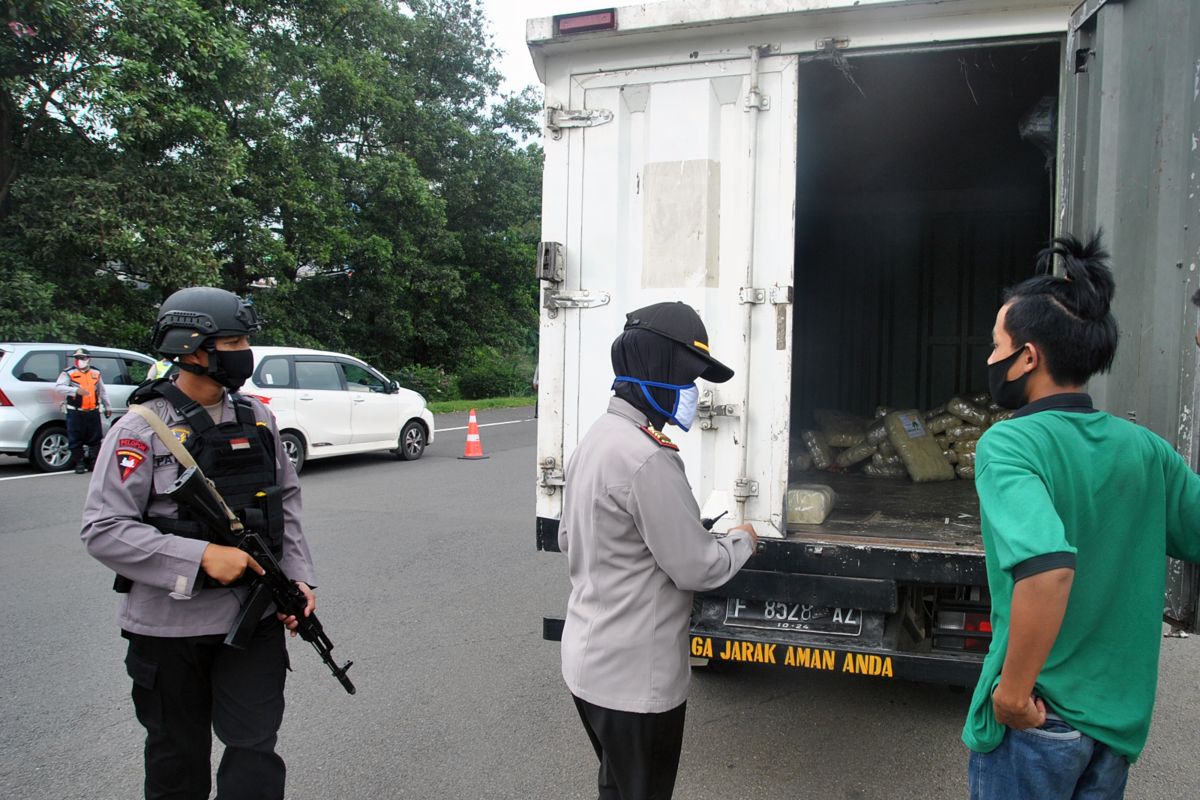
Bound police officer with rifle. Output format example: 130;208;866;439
81;287;348;800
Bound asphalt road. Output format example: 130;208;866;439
2;407;1199;799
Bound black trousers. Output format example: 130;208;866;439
573;695;687;800
66;409;103;466
123;617;289;800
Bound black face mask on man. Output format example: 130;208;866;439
988;346;1031;410
208;348;255;391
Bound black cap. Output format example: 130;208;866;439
623;302;733;383
71;348;91;359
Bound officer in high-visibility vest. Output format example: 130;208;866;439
56;347;112;473
150;357;176;380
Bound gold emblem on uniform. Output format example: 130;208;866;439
638;425;679;450
171;428;190;445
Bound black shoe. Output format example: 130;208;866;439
74;464;87;474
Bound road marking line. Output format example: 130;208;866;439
436;418;535;433
0;471;74;482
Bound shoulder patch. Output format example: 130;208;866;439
639;425;679;450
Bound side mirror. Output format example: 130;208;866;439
390;379;401;394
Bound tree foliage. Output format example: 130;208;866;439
0;0;542;381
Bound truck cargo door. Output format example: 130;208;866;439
537;53;799;537
1059;0;1200;629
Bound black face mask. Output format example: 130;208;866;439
210;348;255;391
988;346;1031;410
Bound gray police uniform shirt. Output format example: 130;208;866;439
80;391;315;637
559;397;754;714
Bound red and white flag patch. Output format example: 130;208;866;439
116;448;146;482
229;437;251;451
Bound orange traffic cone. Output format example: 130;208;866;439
458;408;488;460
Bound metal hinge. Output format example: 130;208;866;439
733;478;760;500
816;37;850;52
770;284;793;305
543;287;611;319
739;287;766;305
539;457;566;493
696;390;739;430
538;241;565;283
545;105;614;140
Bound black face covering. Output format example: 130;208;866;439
988;346;1031;410
209;348;255;391
611;329;707;430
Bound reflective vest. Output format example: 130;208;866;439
68;369;101;411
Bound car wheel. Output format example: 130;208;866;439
32;426;72;472
280;431;305;474
397;420;426;461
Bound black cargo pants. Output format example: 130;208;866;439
123;617;288;800
573;695;687;800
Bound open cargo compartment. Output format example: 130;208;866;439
785;40;1061;552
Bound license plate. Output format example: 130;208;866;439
724;598;864;636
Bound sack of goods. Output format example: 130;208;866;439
791;389;1010;482
786;484;837;525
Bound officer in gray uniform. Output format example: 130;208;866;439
81;287;316;800
560;301;758;800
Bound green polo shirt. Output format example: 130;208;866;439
962;393;1200;761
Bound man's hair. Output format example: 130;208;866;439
1192;288;1200;308
1002;232;1118;386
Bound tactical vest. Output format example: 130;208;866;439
114;379;284;593
68;369;100;410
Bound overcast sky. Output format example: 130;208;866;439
480;1;667;95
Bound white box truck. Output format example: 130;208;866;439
531;0;1200;685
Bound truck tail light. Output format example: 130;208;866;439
933;608;993;653
555;9;616;35
0;388;12;406
245;393;271;405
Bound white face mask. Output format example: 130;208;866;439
75;359;90;370
674;385;700;431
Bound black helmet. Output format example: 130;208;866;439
152;287;262;355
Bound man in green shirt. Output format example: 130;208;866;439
963;234;1200;799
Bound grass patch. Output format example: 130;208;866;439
428;395;535;415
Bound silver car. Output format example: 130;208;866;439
0;343;156;471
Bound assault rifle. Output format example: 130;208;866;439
164;465;356;695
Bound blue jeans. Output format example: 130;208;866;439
968;716;1130;800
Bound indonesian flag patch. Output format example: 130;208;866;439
116;448;146;482
229;437;251;451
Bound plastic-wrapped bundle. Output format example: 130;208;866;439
934;435;949;451
958;451;976;467
874;406;893;419
883;410;957;482
863;462;908;479
786;484;837;525
953;439;977;455
866;420;889;446
802;430;834;471
871;451;903;469
970;392;992;407
989;409;1015;425
947;397;989;428
814;409;870;447
789;450;814;472
836;440;877;468
956;464;976;480
943;449;959;465
946;425;983;443
878;439;897;457
925;405;947;420
926;414;959;435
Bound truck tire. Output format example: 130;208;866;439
280;431;305;474
397;420;426;461
32;425;72;472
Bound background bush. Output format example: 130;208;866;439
456;346;528;400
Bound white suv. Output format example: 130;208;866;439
243;346;435;474
0;343;156;471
